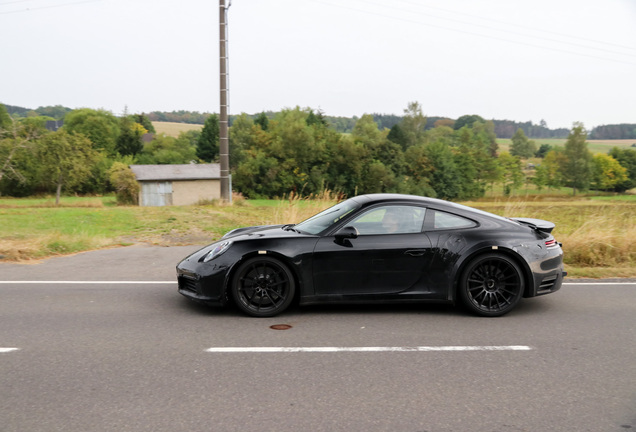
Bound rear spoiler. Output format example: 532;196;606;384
510;217;555;234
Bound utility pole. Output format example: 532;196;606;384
219;0;231;201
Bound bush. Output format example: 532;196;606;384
108;162;139;205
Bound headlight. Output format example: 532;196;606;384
202;241;232;262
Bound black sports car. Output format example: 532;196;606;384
177;194;566;317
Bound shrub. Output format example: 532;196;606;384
108;162;139;205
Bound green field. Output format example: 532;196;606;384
496;138;635;154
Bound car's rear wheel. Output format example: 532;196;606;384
231;257;295;317
459;253;524;317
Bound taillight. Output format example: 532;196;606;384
545;239;557;248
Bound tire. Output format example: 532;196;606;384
458;253;524;317
231;257;295;317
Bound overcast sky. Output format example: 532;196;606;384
2;0;635;130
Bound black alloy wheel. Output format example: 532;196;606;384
232;257;296;317
459;253;524;317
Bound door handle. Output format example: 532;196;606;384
405;249;426;257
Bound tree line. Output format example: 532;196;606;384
589;124;636;140
227;104;635;198
1;102;635;204
4;103;589;139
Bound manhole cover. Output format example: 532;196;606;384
270;324;293;330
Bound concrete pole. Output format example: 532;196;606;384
219;0;231;201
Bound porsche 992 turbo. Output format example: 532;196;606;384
177;194;566;317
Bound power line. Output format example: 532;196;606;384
0;0;100;15
358;0;636;59
394;0;636;53
306;0;636;66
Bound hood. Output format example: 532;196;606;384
221;224;309;241
222;224;283;239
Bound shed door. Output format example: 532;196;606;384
141;181;173;206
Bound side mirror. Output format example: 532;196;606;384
335;226;358;241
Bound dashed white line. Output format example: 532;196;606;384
0;348;19;353
205;345;533;353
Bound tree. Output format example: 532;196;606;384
608;147;636;191
229;113;256;170
63;108;121;155
35;105;71;120
137;133;197;164
540;148;566;190
116;116;146;156
353;115;400;172
510;128;537;159
399;102;427;149
254;112;269;131
323;135;368;196
37;130;98;204
591;153;628;191
453;124;498;198
387;123;408;148
197;114;220;162
497;152;524;195
454;114;485;130
0;117;42;185
424;140;460;199
0;104;11;129
535;143;552;158
562;123;592;195
131;113;156;134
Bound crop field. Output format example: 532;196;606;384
496;138;635;154
1;193;635;278
152;122;203;137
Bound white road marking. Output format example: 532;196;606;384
0;281;175;284
0;348;19;353
1;281;635;285
205;345;533;353
563;282;636;285
0;278;636;285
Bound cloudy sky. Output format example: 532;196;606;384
2;0;635;130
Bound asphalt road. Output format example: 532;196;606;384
1;246;635;432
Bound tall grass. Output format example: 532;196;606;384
466;199;636;270
271;190;341;225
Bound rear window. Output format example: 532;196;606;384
427;210;477;230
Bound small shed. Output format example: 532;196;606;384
130;164;221;206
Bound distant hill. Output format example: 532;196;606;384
1;102;622;140
2;103;71;119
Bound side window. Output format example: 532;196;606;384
348;205;426;235
427;210;477;230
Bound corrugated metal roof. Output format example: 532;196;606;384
130;164;221;181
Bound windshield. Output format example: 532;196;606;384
294;199;360;235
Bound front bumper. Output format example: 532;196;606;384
176;251;231;306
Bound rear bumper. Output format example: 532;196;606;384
531;270;567;297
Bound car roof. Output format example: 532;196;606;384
351;193;459;207
349;194;516;225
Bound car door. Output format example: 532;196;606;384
312;205;433;296
420;208;476;297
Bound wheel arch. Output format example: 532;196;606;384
223;250;303;305
451;245;534;302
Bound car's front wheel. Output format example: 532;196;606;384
231;257;295;317
459;253;524;317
